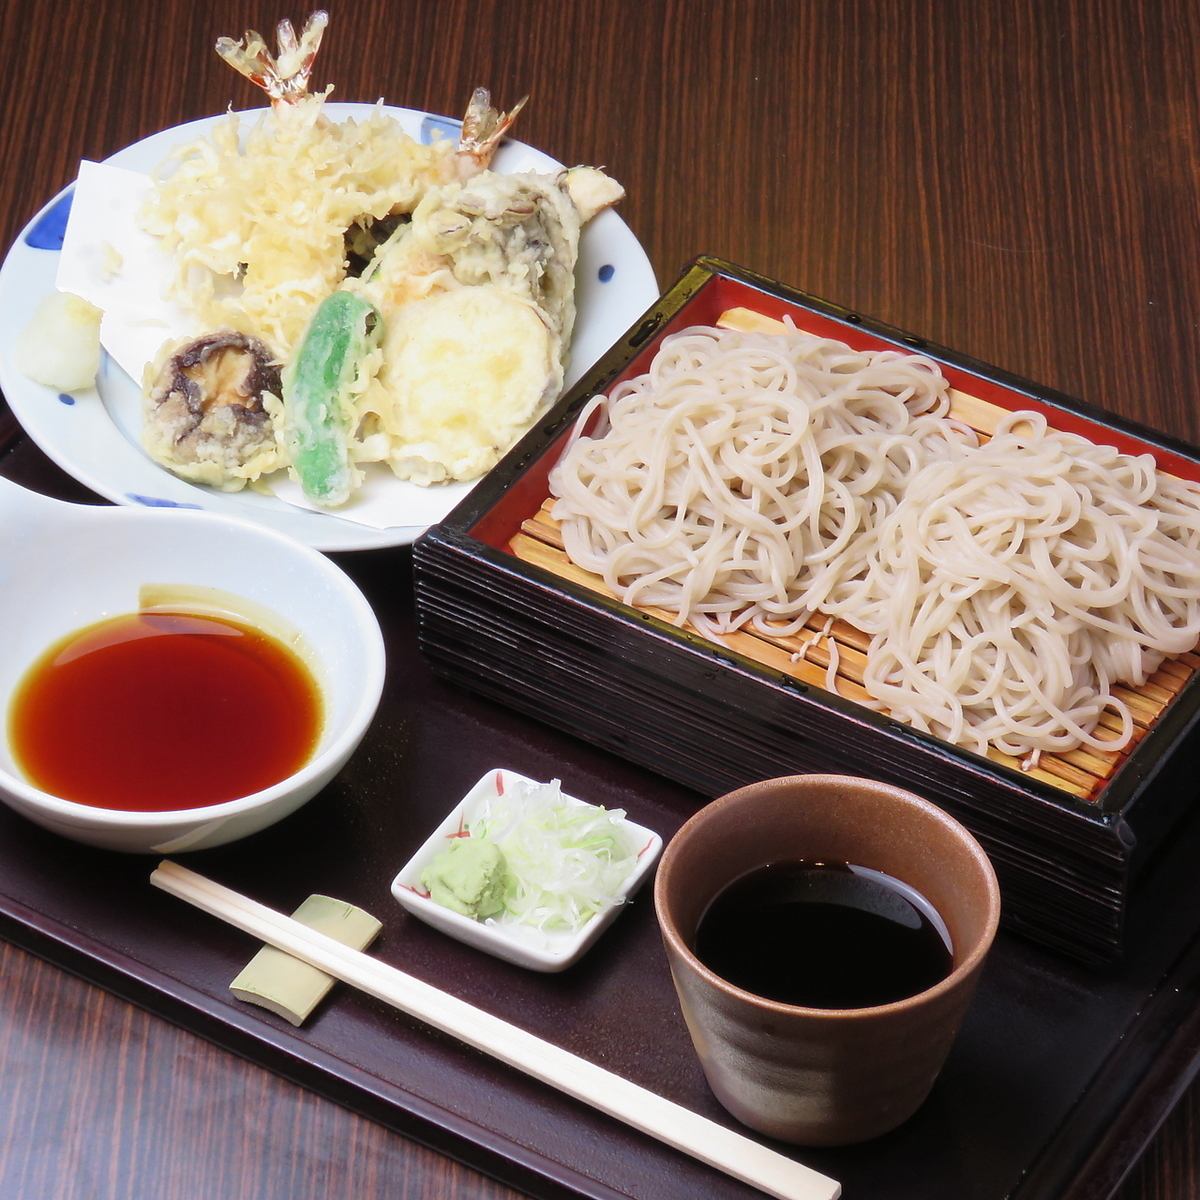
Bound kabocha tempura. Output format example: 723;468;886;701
138;10;624;503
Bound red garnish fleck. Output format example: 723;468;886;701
399;883;431;899
495;770;505;795
636;836;655;859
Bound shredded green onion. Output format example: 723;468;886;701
470;778;638;932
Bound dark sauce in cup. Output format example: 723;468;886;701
693;860;953;1008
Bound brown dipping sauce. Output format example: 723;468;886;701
693;859;953;1009
9;610;321;812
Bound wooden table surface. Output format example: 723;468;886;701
1;1;1198;1196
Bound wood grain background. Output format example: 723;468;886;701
1;0;1199;1196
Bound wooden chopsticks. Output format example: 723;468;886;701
150;861;841;1200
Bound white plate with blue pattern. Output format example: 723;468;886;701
0;105;658;551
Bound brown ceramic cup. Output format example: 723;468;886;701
654;774;1000;1147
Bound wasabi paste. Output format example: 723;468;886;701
421;837;509;919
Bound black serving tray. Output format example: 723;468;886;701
4;416;1200;1200
414;257;1200;965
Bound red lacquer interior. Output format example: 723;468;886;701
470;273;1200;552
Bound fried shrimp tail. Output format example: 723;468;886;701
215;9;329;106
457;88;529;177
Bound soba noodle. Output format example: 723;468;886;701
548;325;1200;758
551;326;976;633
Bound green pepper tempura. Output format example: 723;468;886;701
282;290;382;506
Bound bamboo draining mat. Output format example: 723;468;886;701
510;308;1199;803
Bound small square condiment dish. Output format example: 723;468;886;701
391;768;661;971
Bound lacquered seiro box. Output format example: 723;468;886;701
414;256;1200;964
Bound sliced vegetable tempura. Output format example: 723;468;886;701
134;10;622;508
351;167;624;486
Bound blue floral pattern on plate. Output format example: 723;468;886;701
598;264;615;282
420;115;461;145
127;493;203;509
24;190;74;250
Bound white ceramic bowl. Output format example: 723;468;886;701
391;768;662;971
0;480;385;852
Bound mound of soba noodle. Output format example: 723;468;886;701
548;325;1200;759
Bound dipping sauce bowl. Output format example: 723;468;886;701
0;478;385;853
654;773;1000;1146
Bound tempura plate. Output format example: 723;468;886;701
0;104;658;551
